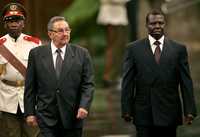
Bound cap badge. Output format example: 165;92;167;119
10;4;17;11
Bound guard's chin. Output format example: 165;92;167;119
9;31;20;38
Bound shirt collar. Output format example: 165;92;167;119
148;35;165;46
51;41;66;55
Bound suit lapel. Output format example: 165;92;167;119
58;44;75;85
159;38;173;64
41;44;57;81
139;37;173;84
144;37;173;67
143;38;158;68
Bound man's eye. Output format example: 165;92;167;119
150;23;156;25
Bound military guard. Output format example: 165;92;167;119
0;3;41;137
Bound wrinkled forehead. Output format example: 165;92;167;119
53;20;69;29
148;14;165;22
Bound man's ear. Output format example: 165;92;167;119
48;31;53;39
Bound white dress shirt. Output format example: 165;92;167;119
50;41;66;68
148;35;164;54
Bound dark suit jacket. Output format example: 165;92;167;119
121;37;197;126
24;43;94;129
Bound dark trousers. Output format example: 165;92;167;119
136;126;177;137
39;119;82;137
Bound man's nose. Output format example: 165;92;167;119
155;23;160;28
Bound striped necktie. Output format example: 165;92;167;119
154;41;161;64
55;48;63;78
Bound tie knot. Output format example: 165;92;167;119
56;48;62;53
154;41;161;46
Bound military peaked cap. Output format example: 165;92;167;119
2;2;26;21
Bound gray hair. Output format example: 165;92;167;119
47;16;66;31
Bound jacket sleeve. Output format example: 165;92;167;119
179;45;197;117
121;45;135;117
24;49;37;117
79;49;95;112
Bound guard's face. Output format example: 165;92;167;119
4;18;24;38
146;14;165;40
48;20;71;48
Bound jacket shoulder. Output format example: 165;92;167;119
166;39;186;50
127;39;146;49
32;44;47;50
23;35;41;45
69;44;89;53
29;44;47;54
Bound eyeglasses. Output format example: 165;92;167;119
50;28;71;34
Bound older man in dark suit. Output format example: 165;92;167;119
24;16;94;137
121;9;197;137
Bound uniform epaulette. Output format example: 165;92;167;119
0;38;7;46
23;36;41;45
